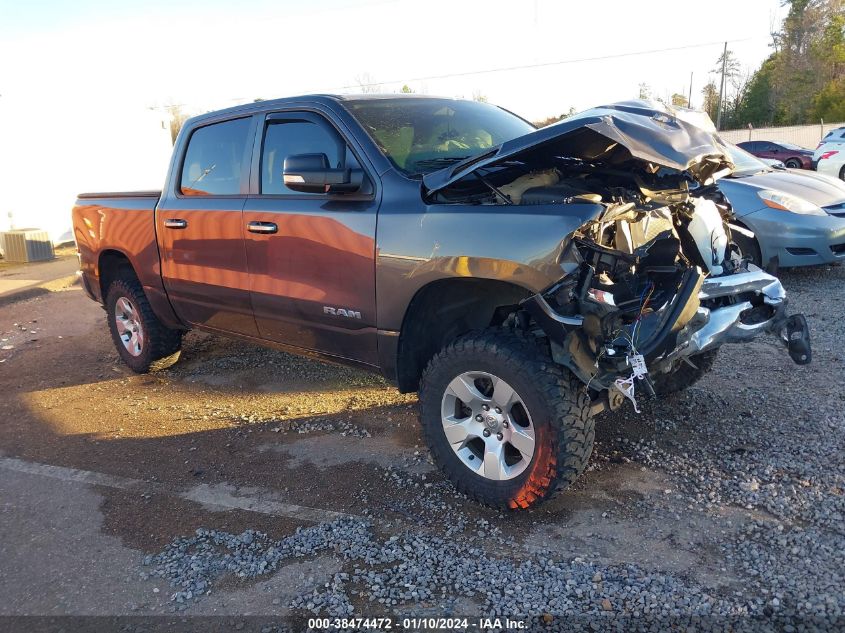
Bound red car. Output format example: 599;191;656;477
737;140;814;169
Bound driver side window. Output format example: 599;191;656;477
260;117;360;195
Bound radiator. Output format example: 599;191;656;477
0;229;55;263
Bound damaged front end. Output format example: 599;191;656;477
425;101;812;411
523;239;809;412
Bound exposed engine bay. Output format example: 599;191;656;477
423;103;812;412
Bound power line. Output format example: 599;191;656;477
149;36;760;110
339;38;757;89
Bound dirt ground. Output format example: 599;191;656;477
0;265;843;630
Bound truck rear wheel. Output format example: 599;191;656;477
419;330;594;509
105;276;182;373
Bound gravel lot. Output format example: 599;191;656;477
0;264;843;631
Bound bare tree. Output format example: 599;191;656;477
713;49;742;88
472;89;488;103
534;107;576;128
355;73;382;94
167;105;191;144
671;93;689;107
701;81;720;122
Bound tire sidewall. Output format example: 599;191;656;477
420;343;558;502
106;280;153;372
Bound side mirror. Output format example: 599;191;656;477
283;153;362;194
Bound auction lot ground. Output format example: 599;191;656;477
0;265;843;632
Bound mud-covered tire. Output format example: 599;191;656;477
652;349;719;397
105;276;182;373
419;330;594;510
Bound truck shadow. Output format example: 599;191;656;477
2;280;832;580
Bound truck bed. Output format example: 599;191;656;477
72;190;170;320
76;190;161;200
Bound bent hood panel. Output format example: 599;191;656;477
423;100;732;195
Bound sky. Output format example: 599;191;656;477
0;0;784;120
0;0;784;239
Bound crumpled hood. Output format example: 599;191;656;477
723;168;845;208
423;100;733;195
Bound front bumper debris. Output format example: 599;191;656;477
524;266;811;395
671;268;789;359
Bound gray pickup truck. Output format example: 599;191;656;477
72;95;810;509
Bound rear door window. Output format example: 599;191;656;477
180;118;251;196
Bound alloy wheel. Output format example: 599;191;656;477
440;370;535;480
114;296;144;357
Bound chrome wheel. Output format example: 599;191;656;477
114;296;144;357
440;371;535;481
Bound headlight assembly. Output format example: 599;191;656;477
757;189;826;216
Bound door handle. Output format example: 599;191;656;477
164;219;188;229
247;221;278;234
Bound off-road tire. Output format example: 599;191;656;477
652;349;719;397
419;329;594;510
105;276;182;373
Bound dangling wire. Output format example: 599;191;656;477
632;282;655;345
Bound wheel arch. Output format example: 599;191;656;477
97;248;185;330
98;249;138;300
731;218;768;266
394;277;534;393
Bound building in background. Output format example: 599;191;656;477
0;97;173;248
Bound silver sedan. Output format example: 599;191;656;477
717;144;845;268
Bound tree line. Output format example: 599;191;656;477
706;0;844;129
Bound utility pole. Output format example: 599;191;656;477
688;72;693;109
715;41;727;130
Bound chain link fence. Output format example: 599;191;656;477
718;121;845;150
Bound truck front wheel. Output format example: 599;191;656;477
652;349;719;396
419;330;594;509
105;276;182;373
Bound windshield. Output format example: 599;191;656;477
724;142;769;176
345;98;535;176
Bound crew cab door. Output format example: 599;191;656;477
242;110;379;365
156;115;259;336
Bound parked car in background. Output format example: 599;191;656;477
718;143;845;268
813;127;845;176
737;140;814;169
815;145;845;181
813;126;845;163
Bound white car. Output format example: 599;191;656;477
815;147;845;181
813;126;845;179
